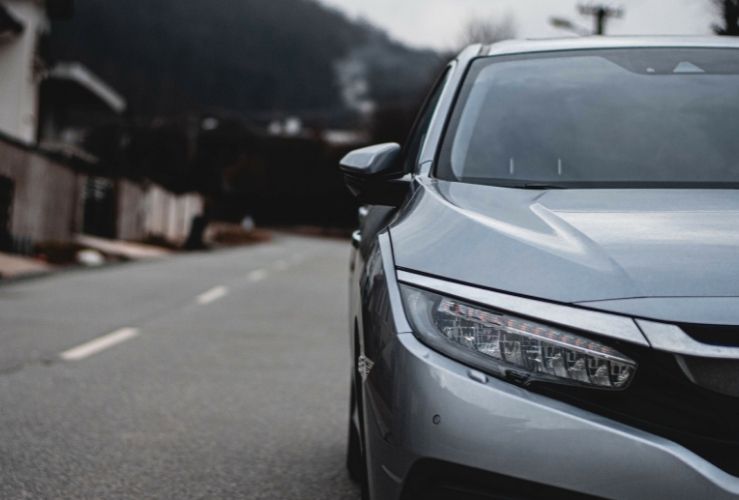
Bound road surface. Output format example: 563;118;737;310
0;235;360;499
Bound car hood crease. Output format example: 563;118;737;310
390;179;739;303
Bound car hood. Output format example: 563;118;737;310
390;179;739;303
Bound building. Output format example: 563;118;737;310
0;0;72;143
0;0;81;252
0;0;202;254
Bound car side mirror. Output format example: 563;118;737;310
340;143;409;206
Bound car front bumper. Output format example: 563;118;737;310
364;332;739;500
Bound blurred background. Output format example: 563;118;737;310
0;2;738;499
0;0;734;274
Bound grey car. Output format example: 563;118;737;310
341;37;739;500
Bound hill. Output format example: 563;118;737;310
48;0;442;123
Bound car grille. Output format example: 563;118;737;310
534;344;739;477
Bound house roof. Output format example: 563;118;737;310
45;63;126;113
0;3;24;38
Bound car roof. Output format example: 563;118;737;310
465;36;739;59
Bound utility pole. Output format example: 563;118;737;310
551;3;624;36
578;3;624;35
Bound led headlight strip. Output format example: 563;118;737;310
401;285;637;390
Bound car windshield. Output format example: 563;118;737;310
437;48;739;188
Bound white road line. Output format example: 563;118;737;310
196;285;228;305
247;269;268;282
60;327;140;362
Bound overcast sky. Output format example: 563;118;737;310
317;0;718;51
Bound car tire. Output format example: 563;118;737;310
346;384;364;483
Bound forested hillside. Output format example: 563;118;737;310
48;0;441;122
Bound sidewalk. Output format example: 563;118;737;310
0;252;52;279
74;234;171;260
1;235;172;281
0;230;270;281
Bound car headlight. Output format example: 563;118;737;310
400;285;637;390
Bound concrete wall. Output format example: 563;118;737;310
0;0;46;144
117;179;146;241
118;179;203;244
0;136;202;249
0;137;84;248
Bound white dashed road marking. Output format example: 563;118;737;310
273;260;288;271
60;327;141;362
247;269;268;282
196;285;229;305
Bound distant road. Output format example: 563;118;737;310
0;235;359;500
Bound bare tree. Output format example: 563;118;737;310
456;15;516;49
713;0;739;35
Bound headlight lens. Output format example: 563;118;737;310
401;285;637;390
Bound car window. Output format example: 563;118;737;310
402;67;451;173
437;48;739;188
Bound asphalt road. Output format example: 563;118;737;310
0;235;360;500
